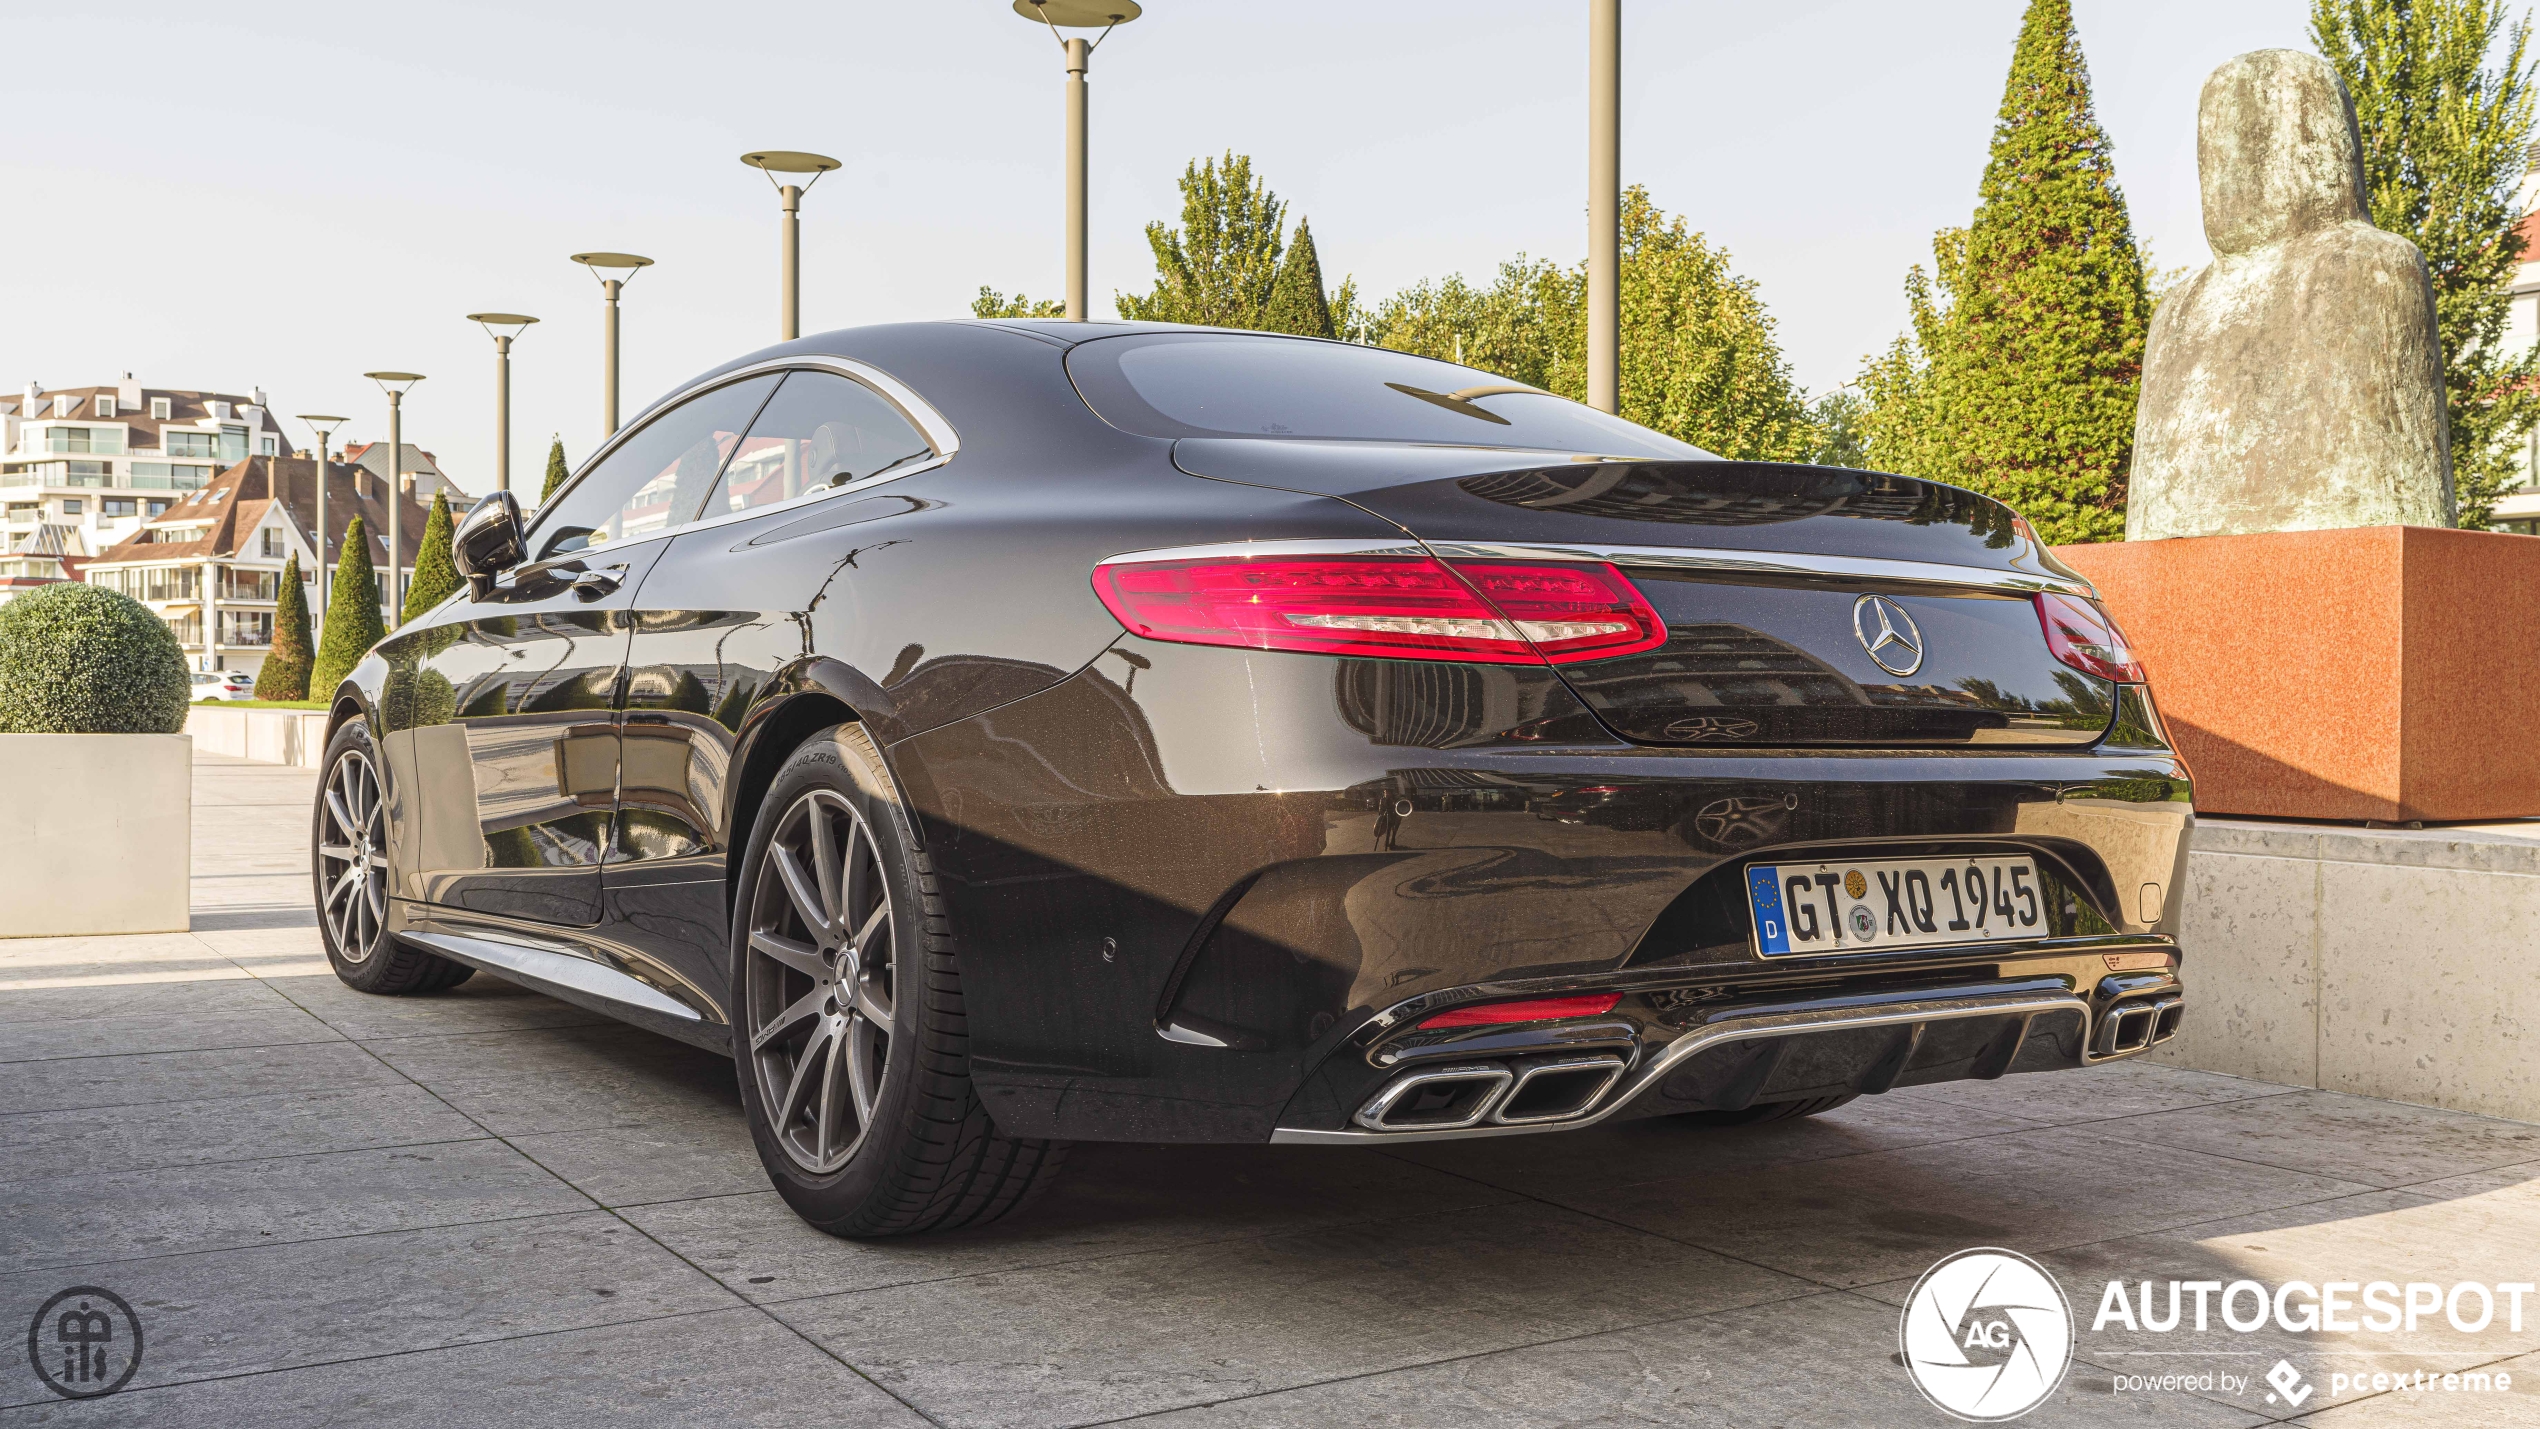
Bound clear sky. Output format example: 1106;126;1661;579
0;0;2319;491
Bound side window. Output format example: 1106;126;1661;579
702;370;935;518
533;374;780;559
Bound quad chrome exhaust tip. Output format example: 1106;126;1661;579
2093;995;2182;1059
1352;1054;1629;1132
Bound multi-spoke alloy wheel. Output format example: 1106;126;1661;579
317;746;389;962
729;723;1066;1238
745;787;897;1174
311;717;472;996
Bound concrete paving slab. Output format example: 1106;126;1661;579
0;1005;341;1064
360;1021;713;1086
0;1039;406;1120
424;1059;741;1138
0;1082;481;1184
1132;1290;2266;1429
1561;1125;2373;1289
254;970;607;1042
0;1139;591;1274
2287;1349;2540;1424
506;1114;770;1207
0;1211;737;1408
0;975;298;1025
622;1142;1527;1304
2089;1089;2540;1188
0;1306;930;1429
1386;1085;2042;1200
772;1200;1809;1429
1889;1061;2297;1126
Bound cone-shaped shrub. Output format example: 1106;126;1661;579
539;437;571;505
311;515;386;697
1261;219;1336;338
0;582;190;732
402;492;460;623
255;555;314;700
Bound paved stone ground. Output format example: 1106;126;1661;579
5;751;2539;1427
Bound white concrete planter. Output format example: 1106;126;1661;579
0;733;191;937
186;705;331;768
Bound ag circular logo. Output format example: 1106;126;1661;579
1899;1248;2071;1422
26;1286;143;1400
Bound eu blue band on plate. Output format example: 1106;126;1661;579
1746;864;1789;955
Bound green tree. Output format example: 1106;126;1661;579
538;436;570;505
2314;0;2540;528
311;515;386;697
1118;152;1289;327
971;287;1066;318
1856;0;2152;543
402;491;460;623
1260;219;1336;337
1809;389;1870;467
1372;189;1815;461
255;555;314;700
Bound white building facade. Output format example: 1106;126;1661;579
0;379;289;562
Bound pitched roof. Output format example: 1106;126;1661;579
87;455;432;568
16;386;290;453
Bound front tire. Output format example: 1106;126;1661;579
732;722;1066;1238
313;716;473;995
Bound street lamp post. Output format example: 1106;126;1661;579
1587;0;1620;414
363;372;424;628
1013;1;1142;321
571;253;654;435
298;414;346;626
466;314;538;493
741;152;842;340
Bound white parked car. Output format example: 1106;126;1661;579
191;671;257;701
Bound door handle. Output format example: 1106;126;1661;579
569;569;623;601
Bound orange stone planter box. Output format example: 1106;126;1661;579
2053;526;2540;823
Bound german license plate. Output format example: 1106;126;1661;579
1747;855;2044;956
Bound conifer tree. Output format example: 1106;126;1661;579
254;555;313;700
2314;0;2540;528
402;491;460;622
1261;219;1336;338
538;436;571;505
311;515;385;696
1857;0;2151;543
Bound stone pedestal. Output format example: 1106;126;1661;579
2055;526;2540;822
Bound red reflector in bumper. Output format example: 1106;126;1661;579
1090;555;1665;665
1419;993;1623;1029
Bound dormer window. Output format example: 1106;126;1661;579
94;396;115;418
50;396;70;418
207;401;232;421
150;398;171;421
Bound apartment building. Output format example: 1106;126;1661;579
0;379;290;560
342;441;469;505
84;453;429;675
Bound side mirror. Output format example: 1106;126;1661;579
452;490;527;599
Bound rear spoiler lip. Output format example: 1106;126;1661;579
1093;535;2098;601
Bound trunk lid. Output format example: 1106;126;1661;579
1170;441;2115;748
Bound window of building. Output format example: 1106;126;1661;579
260;528;282;558
207;402;232;421
219;427;248;463
94;396;115;418
127;461;212;490
50;395;70;418
102;498;137;517
164;610;201;645
149;398;172;421
146;500;168;517
41;427;125;456
61;500;83;515
221;568;279;602
165;431;216;458
218;609;273;647
258;436;276;457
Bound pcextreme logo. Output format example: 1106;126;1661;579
1899;1248;2074;1422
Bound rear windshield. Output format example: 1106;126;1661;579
1066;331;1710;458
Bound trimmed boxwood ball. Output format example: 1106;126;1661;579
0;582;191;733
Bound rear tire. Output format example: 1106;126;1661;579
731;722;1067;1239
1670;1093;1859;1127
313;716;474;996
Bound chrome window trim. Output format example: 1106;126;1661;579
1099;535;2096;598
519;356;959;563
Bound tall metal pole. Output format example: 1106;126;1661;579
603;279;623;434
313;432;328;625
493;335;513;492
1066;36;1090;321
781;185;802;340
385;390;404;627
1587;0;1621;415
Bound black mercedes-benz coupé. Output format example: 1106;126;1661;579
313;321;2191;1237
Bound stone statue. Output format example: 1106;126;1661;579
2128;49;2453;540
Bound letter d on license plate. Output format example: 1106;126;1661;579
1748;855;2043;956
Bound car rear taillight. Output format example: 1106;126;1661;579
1091;555;1664;665
1419;993;1622;1029
2034;592;2145;682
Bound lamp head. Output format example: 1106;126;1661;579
742;151;842;175
467;313;539;341
298;414;347;438
364;371;425;398
571;252;654;285
1013;0;1141;24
